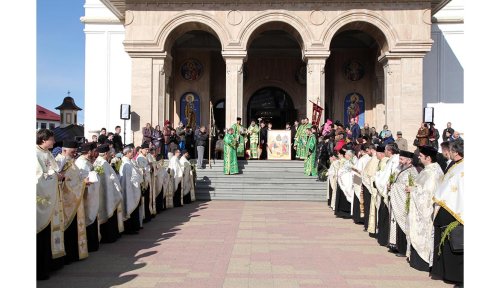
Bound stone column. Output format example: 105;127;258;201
130;52;167;145
380;54;425;141
304;52;330;125
222;51;247;127
159;55;173;125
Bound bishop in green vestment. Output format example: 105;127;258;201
231;117;245;158
294;119;305;159
299;118;312;160
224;128;239;175
247;120;260;159
304;128;318;176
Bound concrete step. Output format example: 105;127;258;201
195;184;325;191
195;192;325;201
194;159;326;201
195;187;326;193
196;177;326;187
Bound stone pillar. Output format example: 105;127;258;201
222;51;247;128
159;55;173;125
130;52;167;145
380;54;425;141
304;52;330;125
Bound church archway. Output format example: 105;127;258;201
213;99;225;133
247;87;295;129
325;22;389;130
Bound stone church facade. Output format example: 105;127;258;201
83;0;462;145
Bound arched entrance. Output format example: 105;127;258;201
325;23;389;130
214;99;225;133
247;87;295;129
168;27;224;130
244;22;305;126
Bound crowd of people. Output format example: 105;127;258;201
37;116;464;285
324;125;464;286
36;128;196;280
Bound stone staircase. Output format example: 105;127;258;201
195;159;326;201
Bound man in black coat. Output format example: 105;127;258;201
259;122;268;160
113;126;123;153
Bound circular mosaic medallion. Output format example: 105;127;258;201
180;58;203;81
343;60;365;81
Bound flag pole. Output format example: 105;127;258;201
209;101;213;169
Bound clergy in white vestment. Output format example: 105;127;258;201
431;141;464;284
120;146;143;234
387;150;418;257
169;149;184;207
36;129;65;280
406;145;443;272
360;144;379;231
374;143;400;248
136;142;154;222
55;139;88;263
151;149;167;213
75;142;100;252
163;158;175;209
93;144;124;243
367;145;388;236
334;148;355;218
351;144;371;224
180;149;195;203
326;154;342;210
147;148;158;216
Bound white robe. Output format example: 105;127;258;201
433;160;464;224
36;146;59;232
389;165;418;235
55;154;85;230
93;156;123;224
154;159;167;198
375;154;400;205
353;154;371;200
169;156;183;189
407;162;443;264
75;155;100;226
327;159;341;209
337;156;358;205
180;156;194;197
119;157;142;219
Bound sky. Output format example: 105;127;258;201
37;0;85;123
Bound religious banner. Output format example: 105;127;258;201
267;130;291;160
180;92;201;128
344;92;365;127
310;101;324;127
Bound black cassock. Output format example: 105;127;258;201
351;194;363;224
376;200;390;247
142;185;152;222
334;184;351;218
362;185;371;231
63;216;80;264
431;209;463;284
156;188;165;213
173;184;183;207
100;210;120;243
86;220;99;252
124;203;141;234
396;222;407;255
37;224;52;280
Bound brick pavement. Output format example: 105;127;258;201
37;201;452;288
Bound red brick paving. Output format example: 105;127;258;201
37;201;452;288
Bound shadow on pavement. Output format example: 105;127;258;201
37;200;211;288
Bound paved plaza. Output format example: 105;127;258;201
38;201;452;288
